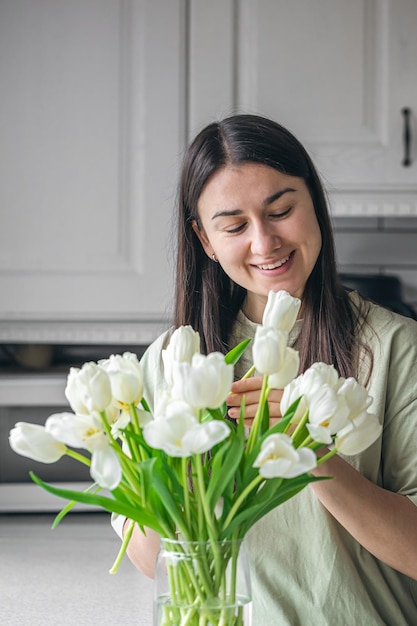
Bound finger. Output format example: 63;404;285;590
227;401;282;420
226;387;283;408
243;415;281;429
226;390;262;407
230;376;263;393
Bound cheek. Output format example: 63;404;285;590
299;215;322;262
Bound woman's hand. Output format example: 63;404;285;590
226;375;283;427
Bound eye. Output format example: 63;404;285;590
224;222;247;234
269;206;292;219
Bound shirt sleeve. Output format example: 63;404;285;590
376;312;417;501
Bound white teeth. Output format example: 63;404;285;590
258;255;290;270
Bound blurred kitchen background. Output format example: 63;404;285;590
0;0;416;508
0;2;416;624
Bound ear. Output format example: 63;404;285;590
191;220;214;259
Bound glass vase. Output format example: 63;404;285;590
154;537;252;625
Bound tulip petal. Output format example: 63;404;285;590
262;290;301;332
335;412;382;455
91;446;122;490
185;420;231;454
9;422;66;463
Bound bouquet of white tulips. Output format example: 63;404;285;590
9;290;382;624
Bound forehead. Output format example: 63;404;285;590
197;163;307;215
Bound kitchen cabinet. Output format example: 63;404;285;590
1;1;416;334
189;0;417;217
0;0;185;333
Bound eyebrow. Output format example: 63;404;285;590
211;187;297;220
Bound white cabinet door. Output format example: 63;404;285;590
0;0;184;325
189;0;417;216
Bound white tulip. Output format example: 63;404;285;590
90;445;122;490
307;385;350;434
268;347;300;389
9;422;66;463
280;376;307;423
45;412;121;489
262;290;301;332
253;433;317;478
335;411;382;455
65;362;112;414
172;352;234;410
45;412;101;449
99;352;143;406
337;377;373;420
299;362;340;398
143;411;199;457
252;326;288;375
183;420;231;454
162;326;201;387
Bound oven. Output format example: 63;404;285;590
0;342;148;512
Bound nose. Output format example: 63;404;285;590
250;221;282;256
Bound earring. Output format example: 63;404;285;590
212;253;218;262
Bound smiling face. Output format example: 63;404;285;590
192;163;322;323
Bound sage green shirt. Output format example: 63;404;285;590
120;293;417;625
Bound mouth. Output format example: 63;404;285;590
256;253;292;270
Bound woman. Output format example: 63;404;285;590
114;114;417;624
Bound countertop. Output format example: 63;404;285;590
0;511;153;625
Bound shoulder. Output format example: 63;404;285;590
349;290;417;347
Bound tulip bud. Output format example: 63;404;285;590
253;433;317;479
162;326;201;387
9;422;66;463
65;362;112;414
337;377;373;420
172;352;233;410
268;347;300;389
99;352;143;406
262;290;301;332
143;411;198;457
252;326;287;375
335;411;382;455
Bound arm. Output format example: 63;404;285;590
227;376;417;580
124;519;161;579
311;452;417;580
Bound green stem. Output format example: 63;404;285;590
182;457;191;530
290;409;309;444
246;375;269;454
242;365;256;380
126;404;143;461
222;474;263;530
298;434;313;448
66;449;91;467
108;518;135;574
317;446;338;465
194;454;218;541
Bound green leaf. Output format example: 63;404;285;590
146;464;188;535
52;482;102;529
222;474;329;538
29;472;165;534
224;339;252;365
206;433;244;509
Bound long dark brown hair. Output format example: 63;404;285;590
174;114;370;379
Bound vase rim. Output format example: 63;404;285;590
160;536;244;547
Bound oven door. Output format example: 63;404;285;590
0;373;94;512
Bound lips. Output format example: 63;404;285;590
256;254;291;270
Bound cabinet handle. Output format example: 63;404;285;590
401;107;412;167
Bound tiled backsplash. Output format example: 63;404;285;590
332;216;417;311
